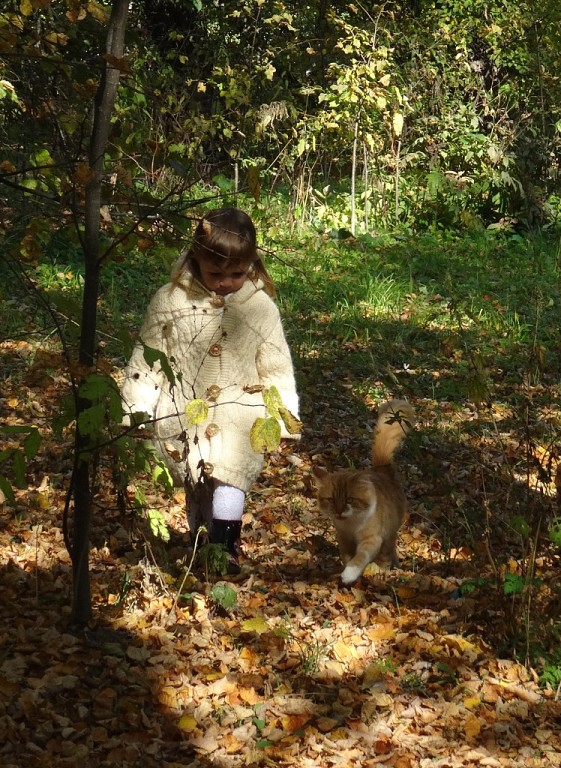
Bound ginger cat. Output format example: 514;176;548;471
312;399;415;585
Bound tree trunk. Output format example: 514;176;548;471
70;0;129;626
351;119;358;235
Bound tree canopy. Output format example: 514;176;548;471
2;0;561;242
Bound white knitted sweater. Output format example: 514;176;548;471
121;270;300;491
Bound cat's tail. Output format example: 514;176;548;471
371;399;415;466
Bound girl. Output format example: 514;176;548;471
121;207;300;574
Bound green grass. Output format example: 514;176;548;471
4;213;560;402
262;226;561;412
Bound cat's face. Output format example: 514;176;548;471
312;467;376;521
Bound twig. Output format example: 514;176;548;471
169;526;207;620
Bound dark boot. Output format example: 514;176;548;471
210;519;242;576
185;476;213;544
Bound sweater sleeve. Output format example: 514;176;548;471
255;312;300;438
120;290;170;422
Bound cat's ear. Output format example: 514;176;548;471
312;466;328;484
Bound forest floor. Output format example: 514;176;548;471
2;331;561;768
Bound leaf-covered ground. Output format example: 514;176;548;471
2;325;561;768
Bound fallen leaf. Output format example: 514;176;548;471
464;715;481;739
239;686;261;705
177;714;197;732
241;616;269;634
463;695;481;710
273;523;290;536
367;624;395;641
282;714;311;732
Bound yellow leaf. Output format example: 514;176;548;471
177;715;197;732
330;727;350;740
185;398;209;426
87;1;110;23
442;634;481;661
273;523;290;536
324;659;345;675
332;640;355;662
19;0;33;16
463;695;481;711
464;715;481;739
363;561;383;576
393;112;404;137
249;417;281;452
34;492;50;510
241;616;269;634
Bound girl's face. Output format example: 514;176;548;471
198;259;252;296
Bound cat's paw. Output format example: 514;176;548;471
340;564;363;585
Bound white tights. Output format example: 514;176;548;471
212;481;245;522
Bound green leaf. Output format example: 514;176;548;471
146;509;170;542
185;398;209;426
503;573;525;596
250;417;281;452
134;487;147;509
77;402;106;436
29;148;53;167
2;425;35;435
0;476;16;505
22;428;41;460
13;451;26;488
549;521;561;548
255;739;274;749
153;461;173;494
78;376;111;405
210;583;238;611
143;345;176;386
512;515;530;537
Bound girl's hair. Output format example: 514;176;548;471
175;207;275;296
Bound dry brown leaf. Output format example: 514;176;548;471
281;714;311;733
367;624;395;641
238;686;261;705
